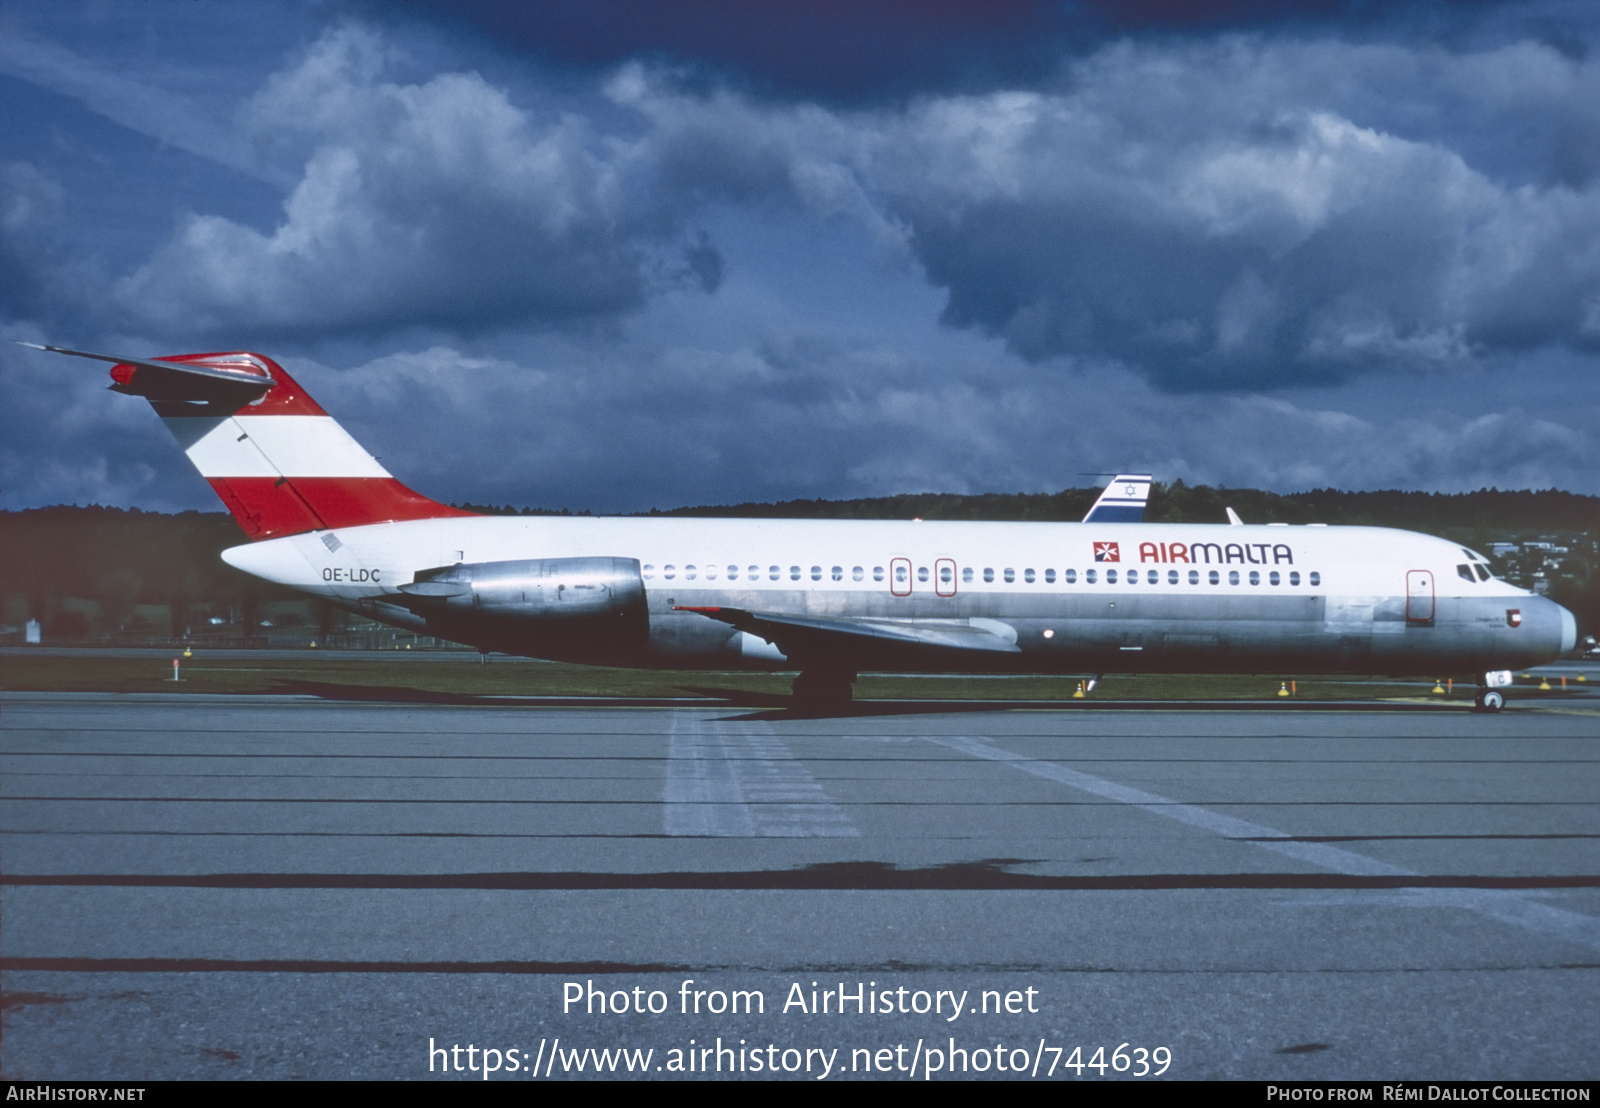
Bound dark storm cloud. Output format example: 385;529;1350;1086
307;340;1598;514
400;0;1072;103
5;3;1600;512
398;0;1527;103
613;32;1600;391
109;26;700;341
24;15;1600;390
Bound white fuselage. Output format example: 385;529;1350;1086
223;515;1575;676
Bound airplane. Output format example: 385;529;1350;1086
24;344;1578;712
1081;474;1151;523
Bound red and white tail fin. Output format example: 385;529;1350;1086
25;344;475;540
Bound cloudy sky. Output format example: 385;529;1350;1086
3;0;1599;514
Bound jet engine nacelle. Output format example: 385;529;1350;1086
399;556;649;662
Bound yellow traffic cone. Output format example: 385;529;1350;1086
182;647;192;658
1278;682;1289;697
1539;677;1552;690
1432;680;1446;694
1073;681;1084;699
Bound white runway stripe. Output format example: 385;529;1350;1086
933;734;1600;954
663;713;857;837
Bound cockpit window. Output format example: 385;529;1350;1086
1457;564;1475;582
1474;564;1490;583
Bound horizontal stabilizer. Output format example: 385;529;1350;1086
19;343;275;406
677;605;1021;663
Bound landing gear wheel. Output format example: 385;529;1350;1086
1474;689;1504;713
791;670;856;711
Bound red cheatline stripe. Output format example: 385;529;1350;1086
209;476;474;539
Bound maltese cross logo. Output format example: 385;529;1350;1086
1093;542;1120;562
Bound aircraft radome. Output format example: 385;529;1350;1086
24;344;1577;711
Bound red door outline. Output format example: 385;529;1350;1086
1406;569;1434;622
890;557;912;597
935;557;957;597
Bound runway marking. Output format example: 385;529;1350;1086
932;735;1600;955
663;713;857;838
0;957;693;974
7;870;1594;891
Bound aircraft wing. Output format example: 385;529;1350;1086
1083;473;1152;523
675;605;1021;663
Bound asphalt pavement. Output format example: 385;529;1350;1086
2;691;1595;1081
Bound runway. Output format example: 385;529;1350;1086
2;691;1596;1080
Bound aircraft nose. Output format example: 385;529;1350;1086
1530;594;1578;658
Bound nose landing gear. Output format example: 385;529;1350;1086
1473;688;1504;713
1472;670;1513;713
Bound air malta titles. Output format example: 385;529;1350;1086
1093;540;1296;565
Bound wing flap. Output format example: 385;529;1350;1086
676;605;1021;661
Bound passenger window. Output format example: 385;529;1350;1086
1065;569;1077;584
1125;569;1136;585
726;565;738;580
643;564;655;579
1228;570;1240;585
1187;570;1199;585
749;565;760;580
705;565;718;580
917;566;929;583
1309;571;1321;586
1289;571;1300;585
873;566;885;582
832;566;843;581
962;567;974;583
1269;571;1279;585
983;568;995;583
1107;569;1118;583
1209;570;1220;585
1085;569;1096;584
1248;571;1259;585
895;565;908;583
1147;570;1158;584
790;566;801;581
685;565;697;580
811;566;822;581
1024;568;1035;583
1044;568;1056;584
940;565;953;583
1003;568;1015;583
1168;570;1179;584
852;566;864;581
664;565;676;579
769;566;780;580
